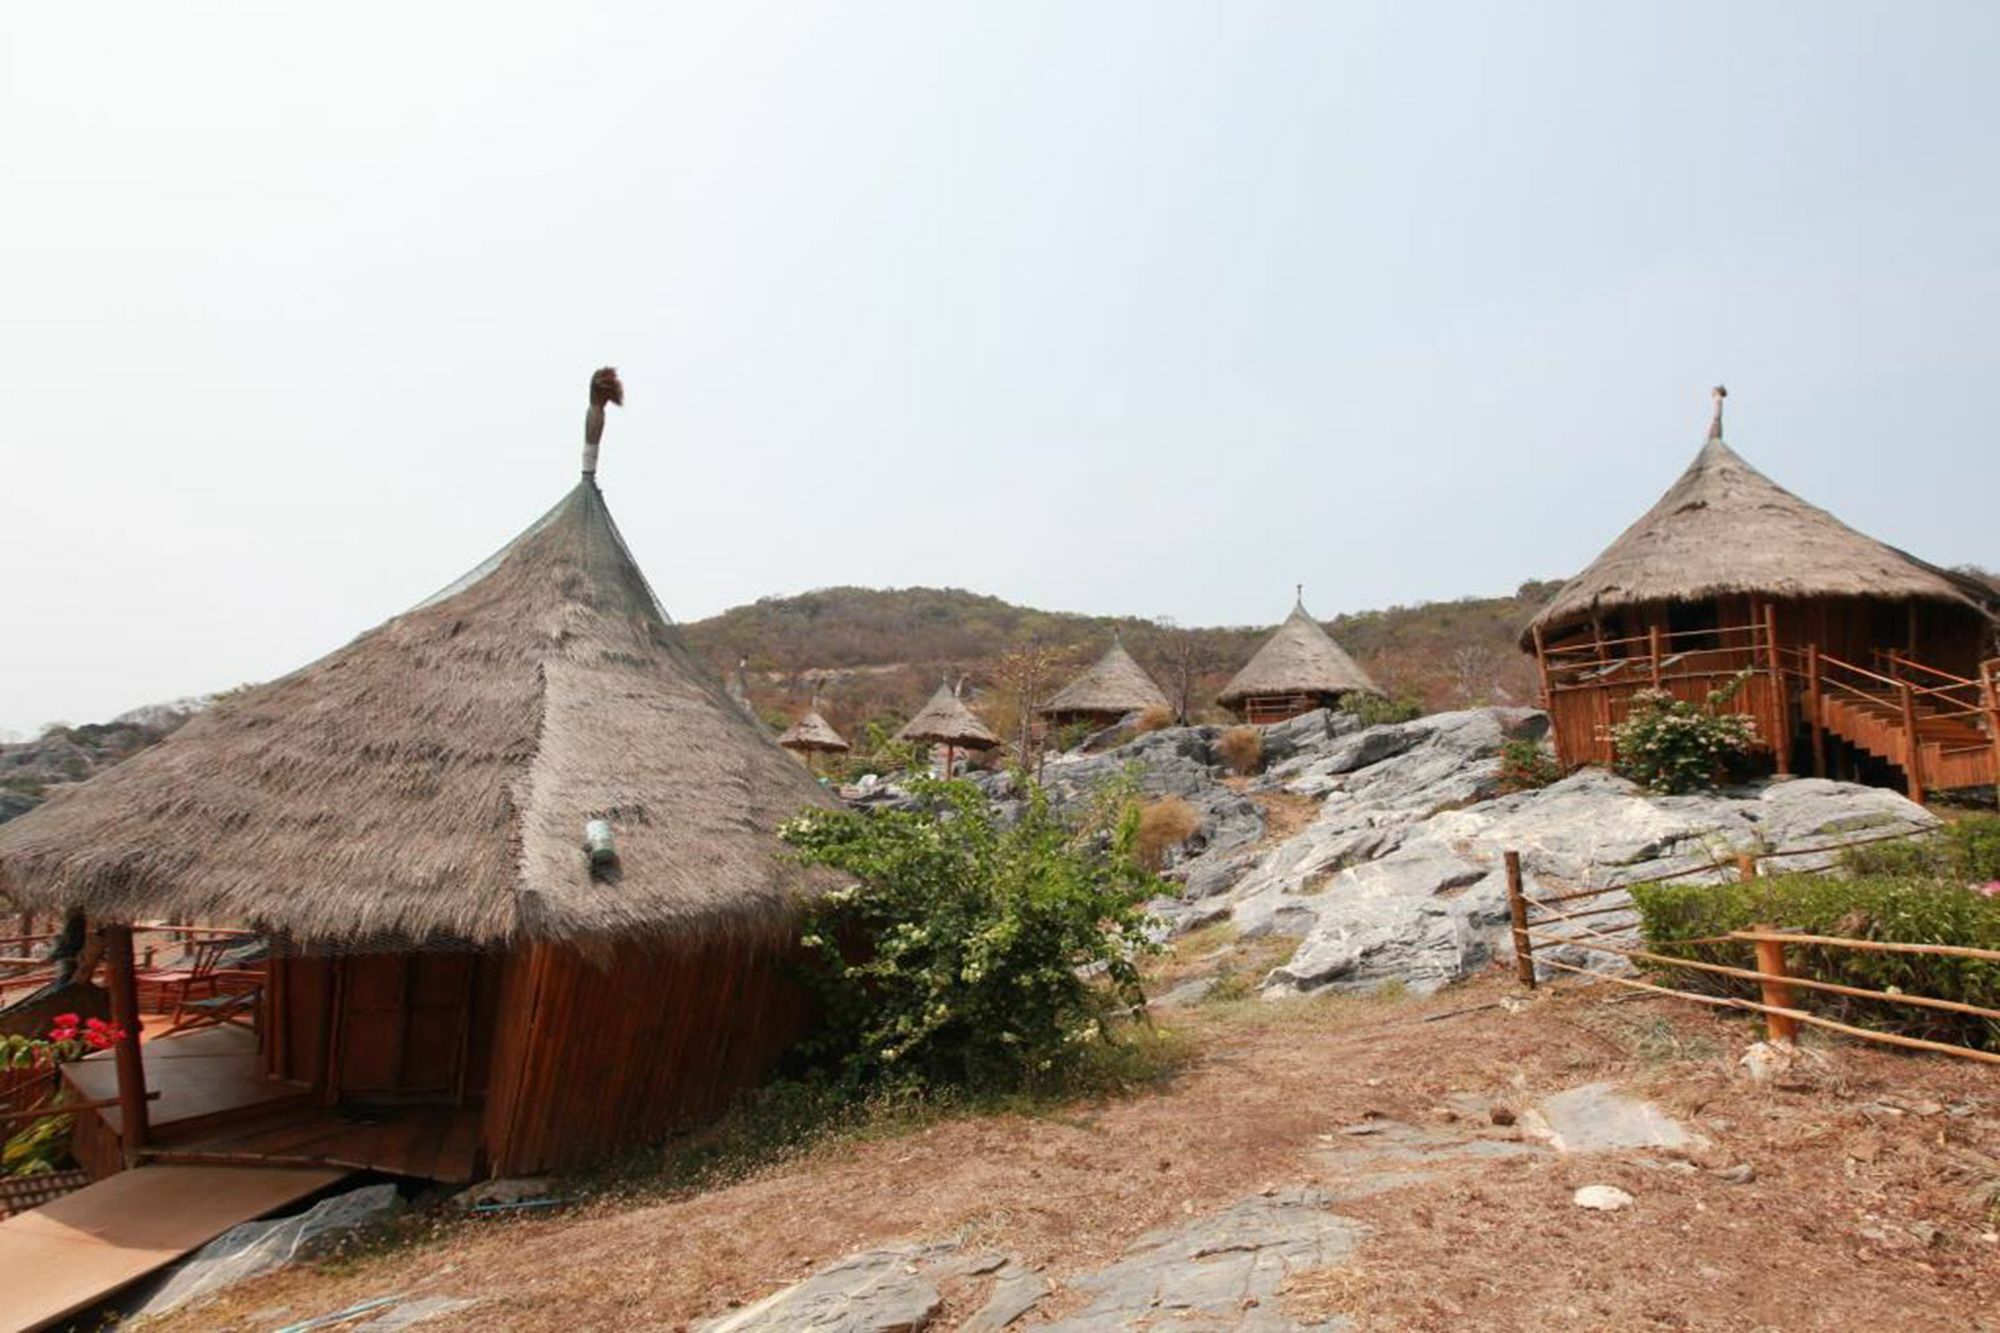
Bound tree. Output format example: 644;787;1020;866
990;641;1082;770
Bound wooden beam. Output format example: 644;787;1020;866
1805;643;1827;778
1503;851;1534;990
1898;681;1927;805
100;925;149;1169
1764;601;1793;777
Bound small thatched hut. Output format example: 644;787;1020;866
896;681;999;778
1039;634;1172;730
777;707;850;764
0;370;833;1181
1523;388;1999;799
1217;594;1383;724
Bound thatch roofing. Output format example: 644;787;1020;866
777;709;849;754
896;683;1000;749
1216;599;1382;707
0;392;833;949
1040;636;1170;718
1523;392;1997;645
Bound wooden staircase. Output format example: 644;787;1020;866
1802;651;2000;802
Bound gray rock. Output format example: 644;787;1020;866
1519;1083;1702;1154
960;1262;1049;1332
1572;1185;1635;1212
134;1184;403;1318
695;1244;950;1332
1040;1189;1359;1331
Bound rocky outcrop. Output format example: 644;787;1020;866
1031;706;1935;999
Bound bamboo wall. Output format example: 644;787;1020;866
482;935;809;1176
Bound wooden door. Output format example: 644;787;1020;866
329;953;499;1104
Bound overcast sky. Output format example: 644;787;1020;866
3;2;1996;735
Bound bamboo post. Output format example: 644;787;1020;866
1898;681;1927;805
101;924;150;1168
1737;852;1757;883
943;744;956;780
1503;851;1535;990
1764;602;1792;777
1805;643;1827;778
1983;661;2000;811
1749;923;1799;1044
1648;625;1663;690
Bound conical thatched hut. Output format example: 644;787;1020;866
777;707;850;763
1523;388;1999;799
0;371;834;1181
1216;594;1383;724
896;681;999;777
1039;634;1172;729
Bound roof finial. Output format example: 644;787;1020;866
583;367;624;479
1295;582;1304;608
1707;384;1727;443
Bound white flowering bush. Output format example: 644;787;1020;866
780;778;1159;1092
1610;672;1757;794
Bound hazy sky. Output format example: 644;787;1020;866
4;3;1996;735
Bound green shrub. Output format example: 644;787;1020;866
1611;674;1757;793
1631;873;2000;1049
1841;816;2000;884
780;778;1160;1093
1341;693;1423;727
1498;737;1561;792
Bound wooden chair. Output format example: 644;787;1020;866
135;935;241;1015
164;967;263;1035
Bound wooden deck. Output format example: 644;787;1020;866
63;1026;484;1184
0;1164;345;1333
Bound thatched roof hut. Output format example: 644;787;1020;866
1216;595;1382;723
896;682;1000;750
0;479;829;950
1523;394;1995;647
1522;388;1999;797
777;708;850;756
0;370;835;1181
1039;634;1171;727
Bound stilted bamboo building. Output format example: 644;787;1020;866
1522;388;2000;802
0;370;834;1182
896;681;999;778
1217;592;1383;724
1039;633;1171;729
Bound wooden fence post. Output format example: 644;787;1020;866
1982;660;2000;812
101;924;150;1168
1764;602;1793;777
1749;925;1800;1045
1898;681;1927;806
1736;852;1757;883
1503;851;1535;990
1648;625;1664;690
1805;643;1827;778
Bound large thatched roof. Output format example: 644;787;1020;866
1040;636;1170;718
777;709;849;754
1216;599;1381;707
1523;394;1996;645
0;396;832;949
896;683;1000;749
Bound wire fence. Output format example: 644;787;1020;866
1500;829;2000;1068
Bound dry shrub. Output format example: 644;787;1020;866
1217;726;1263;776
1136;797;1202;871
1135;705;1175;734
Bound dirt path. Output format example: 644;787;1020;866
138;969;2000;1332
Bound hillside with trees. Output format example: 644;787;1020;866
678;580;1567;755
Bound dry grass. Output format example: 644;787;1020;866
1134;705;1176;734
1136;797;1203;871
138;974;2000;1333
1218;726;1264;776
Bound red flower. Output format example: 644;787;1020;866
52;1013;78;1028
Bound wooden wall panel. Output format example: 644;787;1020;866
490;936;808;1177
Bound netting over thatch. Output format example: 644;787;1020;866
1040;636;1170;718
777;709;849;754
0;480;835;949
1216;600;1381;707
1523;430;1997;646
896;684;1000;749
